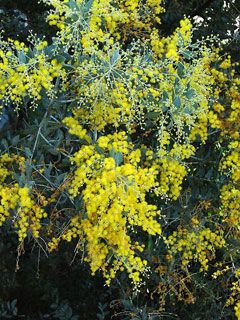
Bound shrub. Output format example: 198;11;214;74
0;0;239;318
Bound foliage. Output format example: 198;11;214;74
0;0;54;41
0;0;239;319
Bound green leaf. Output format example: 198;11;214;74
82;0;94;16
114;152;123;166
110;49;120;65
173;96;181;108
18;50;26;64
12;135;20;146
145;111;160;119
24;147;32;158
183;106;192;114
162;90;169;101
109;150;123;166
185;88;195;99
55;54;67;63
66;0;80;10
142;52;153;63
177;63;185;78
182;50;192;60
44;44;57;57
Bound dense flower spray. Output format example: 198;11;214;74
0;0;239;317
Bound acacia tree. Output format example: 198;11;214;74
0;0;239;319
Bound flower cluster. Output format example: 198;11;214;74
209;57;240;234
150;18;193;60
50;126;162;284
165;226;225;271
67;38;214;149
43;0;165;50
155;158;187;200
0;153;47;241
0;37;66;108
